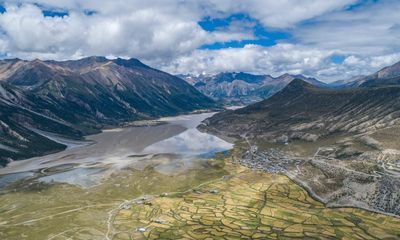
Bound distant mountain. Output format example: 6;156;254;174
330;61;400;88
200;79;400;143
329;75;366;88
179;72;327;105
0;57;216;166
359;61;400;87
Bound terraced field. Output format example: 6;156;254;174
1;151;399;239
111;161;400;240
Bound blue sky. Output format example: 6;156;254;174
0;0;398;82
198;13;291;49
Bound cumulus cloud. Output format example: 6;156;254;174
0;4;86;59
294;0;400;56
0;2;251;60
0;0;398;82
202;0;357;28
161;44;333;79
162;44;400;82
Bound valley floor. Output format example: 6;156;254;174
0;150;399;240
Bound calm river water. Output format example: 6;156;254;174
0;112;233;187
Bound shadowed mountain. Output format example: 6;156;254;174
199;79;400;216
179;72;327;105
200;79;400;142
0;57;216;166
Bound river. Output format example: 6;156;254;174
0;112;233;188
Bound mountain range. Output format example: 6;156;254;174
200;78;400;142
181;60;400;105
0;57;216;166
199;60;400;144
1;55;400;216
2;57;400;167
199;60;400;216
178;72;327;105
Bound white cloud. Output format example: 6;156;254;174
0;2;251;61
161;44;332;79
294;0;400;56
162;44;400;82
342;53;400;71
190;0;357;28
214;0;357;28
0;4;85;58
0;0;398;82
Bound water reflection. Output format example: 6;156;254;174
142;128;233;155
0;112;233;188
0;123;187;175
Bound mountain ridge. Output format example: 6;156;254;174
332;60;400;88
200;78;400;141
199;78;400;216
179;71;328;105
0;56;217;166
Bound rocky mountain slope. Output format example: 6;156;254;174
200;79;400;142
179;72;327;105
0;57;216;166
199;79;400;216
331;60;400;88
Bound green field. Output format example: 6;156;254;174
0;151;399;240
112;159;400;240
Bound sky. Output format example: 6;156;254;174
0;0;399;82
